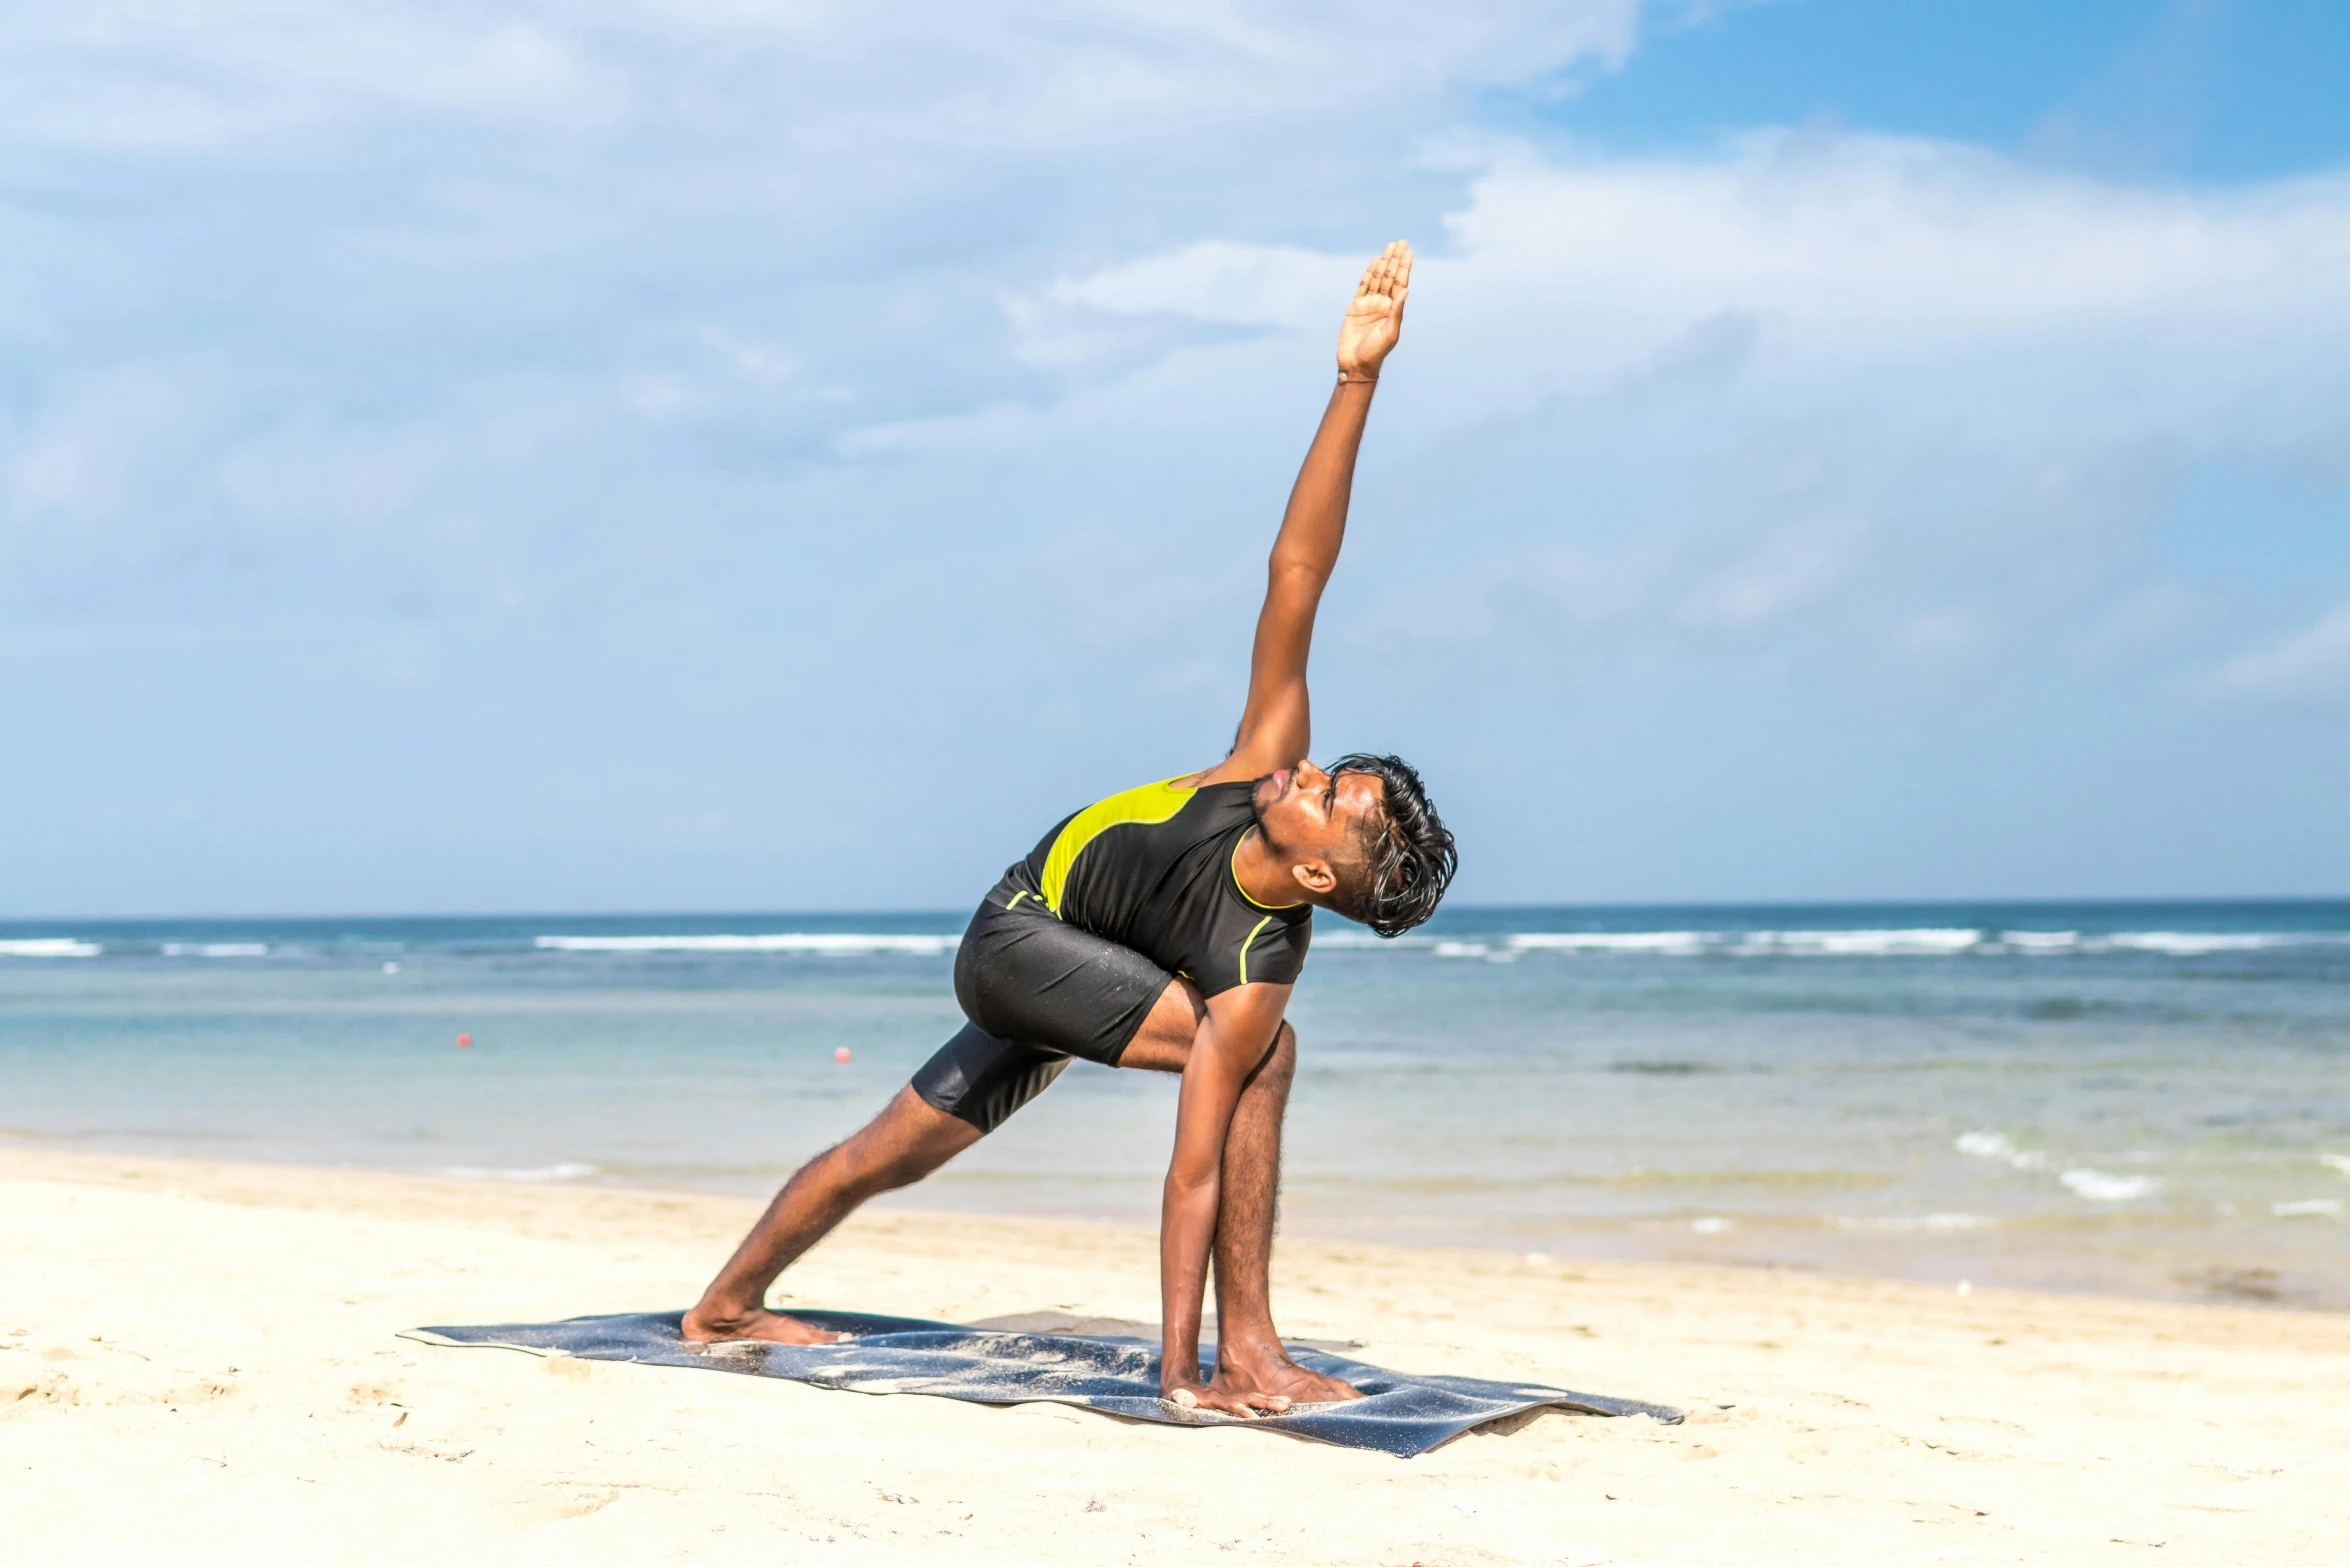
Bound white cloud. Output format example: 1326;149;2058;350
0;6;624;147
927;130;2350;685
2074;584;2192;663
1036;131;2350;423
2213;603;2350;702
1678;511;1870;630
6;360;228;523
0;1;1639;152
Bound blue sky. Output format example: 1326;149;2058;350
4;0;2348;917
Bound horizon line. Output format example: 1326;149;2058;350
6;892;2349;928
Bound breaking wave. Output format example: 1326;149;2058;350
0;938;100;958
2059;1168;2163;1202
536;933;960;956
437;1162;599;1182
1318;927;2350;959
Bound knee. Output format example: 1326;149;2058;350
1258;1020;1298;1086
1169;977;1207;1035
840;1139;940;1199
829;1118;957;1198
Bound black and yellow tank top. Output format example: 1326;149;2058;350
992;776;1313;996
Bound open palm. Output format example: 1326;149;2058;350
1336;240;1412;377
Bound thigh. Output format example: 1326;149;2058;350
1106;978;1206;1075
909;1022;1071;1136
954;903;1174;1068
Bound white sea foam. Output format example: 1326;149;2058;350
1506;932;1706;954
2102;932;2297;955
162;942;269;958
2060;1168;2161;1202
1689;1216;1734;1234
1308;926;2348;959
438;1162;598;1182
1832;1213;1998;1232
2272;1199;2343;1219
535;934;959;955
1955;1131;2047;1171
1747;928;1984;956
1996;930;2080;952
2320;1154;2350;1177
0;938;100;958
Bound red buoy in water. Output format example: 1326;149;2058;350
456;1033;473;1049
834;1047;852;1064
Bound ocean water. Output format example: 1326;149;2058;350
4;901;2346;1311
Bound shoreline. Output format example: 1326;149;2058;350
6;1145;2348;1563
7;1133;2339;1319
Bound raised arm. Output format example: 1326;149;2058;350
1196;242;1411;788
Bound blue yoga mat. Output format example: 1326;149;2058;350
404;1309;1680;1458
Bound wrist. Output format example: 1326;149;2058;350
1336;366;1379;385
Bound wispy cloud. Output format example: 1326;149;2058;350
2213;604;2350;702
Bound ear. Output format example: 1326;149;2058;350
1291;858;1337;897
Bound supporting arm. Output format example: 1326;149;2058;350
1157;982;1294;1417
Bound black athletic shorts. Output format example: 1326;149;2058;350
910;895;1175;1134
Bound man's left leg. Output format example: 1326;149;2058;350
1204;1023;1359;1404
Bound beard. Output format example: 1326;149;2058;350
1248;772;1277;833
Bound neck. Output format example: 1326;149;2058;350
1232;828;1307;910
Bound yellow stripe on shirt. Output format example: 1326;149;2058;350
1237;913;1276;986
1039;776;1196;915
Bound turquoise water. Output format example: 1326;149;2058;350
4;901;2347;1309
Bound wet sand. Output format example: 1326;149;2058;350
4;1147;2345;1564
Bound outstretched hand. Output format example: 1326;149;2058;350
1335;239;1411;379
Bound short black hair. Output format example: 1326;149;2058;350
1326;752;1456;938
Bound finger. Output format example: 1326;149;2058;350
1393;244;1412;291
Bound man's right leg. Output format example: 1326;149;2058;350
681;1086;981;1343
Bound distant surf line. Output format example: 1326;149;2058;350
4;926;2344;960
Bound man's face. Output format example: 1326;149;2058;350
1252;760;1386;883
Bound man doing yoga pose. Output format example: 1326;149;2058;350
683;242;1456;1419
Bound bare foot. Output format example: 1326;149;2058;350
1164;1381;1291;1419
679;1305;843;1345
1211;1343;1362;1405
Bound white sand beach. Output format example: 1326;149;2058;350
4;1147;2345;1565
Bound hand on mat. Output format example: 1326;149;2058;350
1335;240;1410;380
678;1305;844;1346
1162;1380;1292;1419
